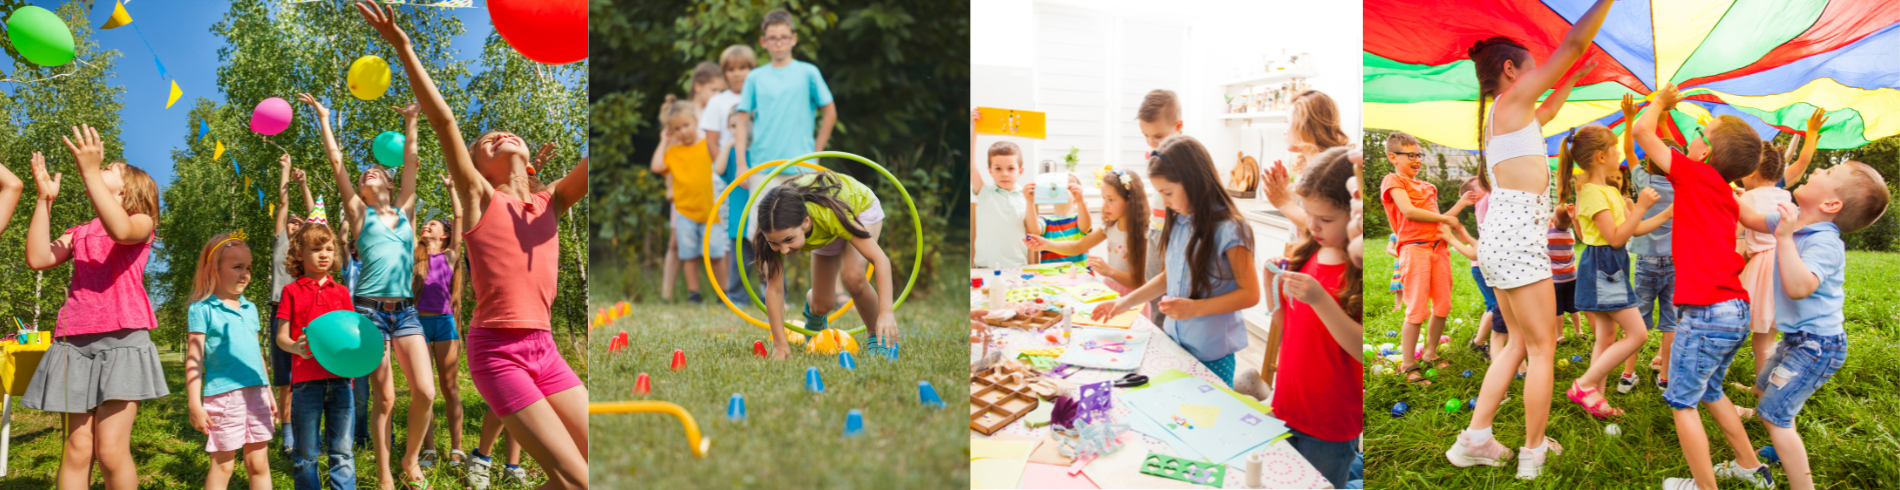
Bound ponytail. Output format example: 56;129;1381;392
750;173;869;280
1558;130;1577;206
1470;36;1529;193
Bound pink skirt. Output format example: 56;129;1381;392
1740;249;1777;334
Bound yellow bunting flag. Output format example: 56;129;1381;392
101;2;132;29
166;80;181;108
270;203;275;216
245;176;252;189
213;141;224;162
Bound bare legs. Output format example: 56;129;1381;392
1574;308;1647;412
59;400;139;490
498;386;590;490
207;441;272;490
430;338;465;463
1477;279;1558;450
372;335;439;488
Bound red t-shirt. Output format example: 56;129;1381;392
1664;149;1748;306
1380;174;1441;244
1269;259;1362;442
277;275;353;384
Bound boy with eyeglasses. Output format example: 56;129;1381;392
735;8;837;308
1378;131;1475;385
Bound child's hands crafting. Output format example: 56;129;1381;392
29;152;58;202
1280;272;1332;306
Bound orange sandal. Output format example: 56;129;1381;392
1566;380;1623;418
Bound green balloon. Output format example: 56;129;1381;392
7;6;74;67
372;131;405;167
305;311;385;378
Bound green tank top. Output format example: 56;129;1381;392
355;206;415;298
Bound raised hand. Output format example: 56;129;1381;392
1638;187;1660;208
1654;83;1681;112
30;152;58;202
60;125;105;174
1621;93;1638;122
438;173;453;189
291;168;306;183
295;93;330;121
533;142;558;169
354;1;411;50
1805;107;1828;137
393;101;421;120
278;153;293;171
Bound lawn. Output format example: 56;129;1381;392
1364;248;1900;488
586;261;969;489
2;342;576;489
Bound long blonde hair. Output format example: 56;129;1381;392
1287;90;1351;176
118;162;161;225
188;233;250;304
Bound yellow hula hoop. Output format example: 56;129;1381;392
589;401;710;457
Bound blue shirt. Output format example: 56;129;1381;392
737;60;834;175
188;296;270;397
1162;208;1252;362
1628;164;1674;256
721;145;750;240
1767;213;1846;336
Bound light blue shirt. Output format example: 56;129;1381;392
1162;208;1252;362
1767;213;1845;336
1628;164;1674;256
188;296;269;397
738;60;834;175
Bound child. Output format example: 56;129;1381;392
651;93;731;304
663;61;732;297
1458;178;1504;358
1135;89;1184;326
1024;172;1091;264
1555;125;1667;418
1736;159;1887;490
971;108;1029;269
277;221;358;490
414;176;468;469
1549;204;1587;345
1262;90;1353;236
736;8;836;176
469;411;530;488
1388;233;1402;313
299;92;438;488
1026;169;1153;294
359;5;590;487
186;232;275;490
1265;147;1363;488
1617;97;1681;392
1631;83;1774;490
272;155;314;455
1090;135;1260;385
21;127;164;490
751;171;901;358
1739;108;1826;384
1379;131;1474;385
708;45;757;298
1445;0;1609;478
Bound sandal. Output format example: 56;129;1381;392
1421;356;1451;369
1403;366;1433;386
1566;380;1624;418
419;449;438;468
1469;341;1490;360
1650;356;1664;372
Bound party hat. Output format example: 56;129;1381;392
308;197;329;225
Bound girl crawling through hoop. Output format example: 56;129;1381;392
752;171;900;360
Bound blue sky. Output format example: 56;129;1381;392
21;0;500;189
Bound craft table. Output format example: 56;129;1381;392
972;268;1332;489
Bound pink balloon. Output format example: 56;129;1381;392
251;97;293;135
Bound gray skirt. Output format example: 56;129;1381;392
22;329;170;413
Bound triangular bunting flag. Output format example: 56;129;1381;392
257;189;264;209
213;140;224;162
100;2;132;29
244;176;251;189
166;80;181;108
198;120;208;141
233;159;240;176
269;202;275;216
153;55;166;79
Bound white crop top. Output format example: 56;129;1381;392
1484;111;1547;188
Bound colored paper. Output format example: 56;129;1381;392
198;119;208;141
1073;303;1144;328
1120;375;1285;464
166;80;181;108
1178;403;1220;428
974;107;1047;139
971;438;1038;490
1055;328;1149;371
1021;462;1099;489
1064;282;1120;303
1126;368;1273;415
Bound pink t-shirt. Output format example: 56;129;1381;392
464;191;559;331
56;218;157;337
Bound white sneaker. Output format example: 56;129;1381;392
503;466;532;486
1617;373;1640;394
1514;437;1563;480
1445;431;1514;467
1714;460;1777;488
465;456;492;490
1663;477;1699;490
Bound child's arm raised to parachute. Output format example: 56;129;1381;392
1631;88;1679;175
25;151;71;270
1784;107;1827;187
1499;0;1611;115
276;154;295;236
395;102;422;219
355;1;486;225
66;125;153;245
1621;94;1642;170
298;93;362;227
1536;55;1597;126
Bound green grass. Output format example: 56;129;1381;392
1364;248;1900;488
586;265;969;489
2;344;574;489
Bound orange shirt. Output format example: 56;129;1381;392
1380;173;1441;243
464;191;559;330
665;137;717;223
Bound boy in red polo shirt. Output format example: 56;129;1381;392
274;221;359;490
1630;86;1774;490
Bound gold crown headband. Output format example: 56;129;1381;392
214;230;248;249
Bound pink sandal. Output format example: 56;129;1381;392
1566;380;1623;418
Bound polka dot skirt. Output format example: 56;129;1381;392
1477;189;1554;290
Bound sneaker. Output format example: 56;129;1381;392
1514;437;1563;480
503;466;531;486
1445;431;1514;468
1714;460;1776;488
687;291;704;304
419;449;438;468
1656;374;1670;391
1617;373;1640;394
1663;477;1700;490
465;455;493;490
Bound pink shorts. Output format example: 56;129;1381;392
812;200;886;257
203;385;275;453
468;328;583;416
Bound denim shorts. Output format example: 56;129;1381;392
1663;299;1750;409
1754;332;1847;428
1573;245;1634;312
673;211;730;260
1470;266;1507;333
1633;255;1679;332
355;302;424;341
419;314;459;342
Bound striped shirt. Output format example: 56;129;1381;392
1548;228;1577;283
1038;215;1087;263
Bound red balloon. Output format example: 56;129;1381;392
488;0;587;65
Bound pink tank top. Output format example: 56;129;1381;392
464;191;558;330
56;218;157;337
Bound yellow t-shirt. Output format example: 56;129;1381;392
1575;183;1626;246
664;137;717;224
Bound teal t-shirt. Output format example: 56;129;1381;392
188;296;270;397
737;59;834;175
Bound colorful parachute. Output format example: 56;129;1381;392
1365;0;1900;159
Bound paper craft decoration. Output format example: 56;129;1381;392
1056;328;1149;371
1073;304;1143;329
101;2;133;29
1033;171;1071;205
1140;453;1227;487
1005;284;1067;302
974;107;1046;139
1054;418;1130;461
1022;462;1100;489
1121;375;1285;464
167;80;182;108
983;309;1060;330
1064;282;1120;303
198;119;209;141
7;6;75;67
970;438;1037;489
970;371;1040;435
1075;380;1112;424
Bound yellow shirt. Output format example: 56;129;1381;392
1575;183;1627;246
664;137;717;223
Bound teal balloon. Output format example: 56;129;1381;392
372;131;405;167
305;311;384;378
7;6;75;67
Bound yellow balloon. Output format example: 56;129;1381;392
348;56;391;101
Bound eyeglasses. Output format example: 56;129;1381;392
1391;151;1423;160
763;35;794;44
1693;127;1708;147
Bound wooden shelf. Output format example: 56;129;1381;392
1217;111;1289;120
1219;68;1317;87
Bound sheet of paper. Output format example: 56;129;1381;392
1022;462;1100;489
1125;368;1273;415
1120;375;1286;464
971;438;1038;489
1178;403;1221;428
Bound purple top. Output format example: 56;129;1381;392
417;252;454;315
57;218;157;337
